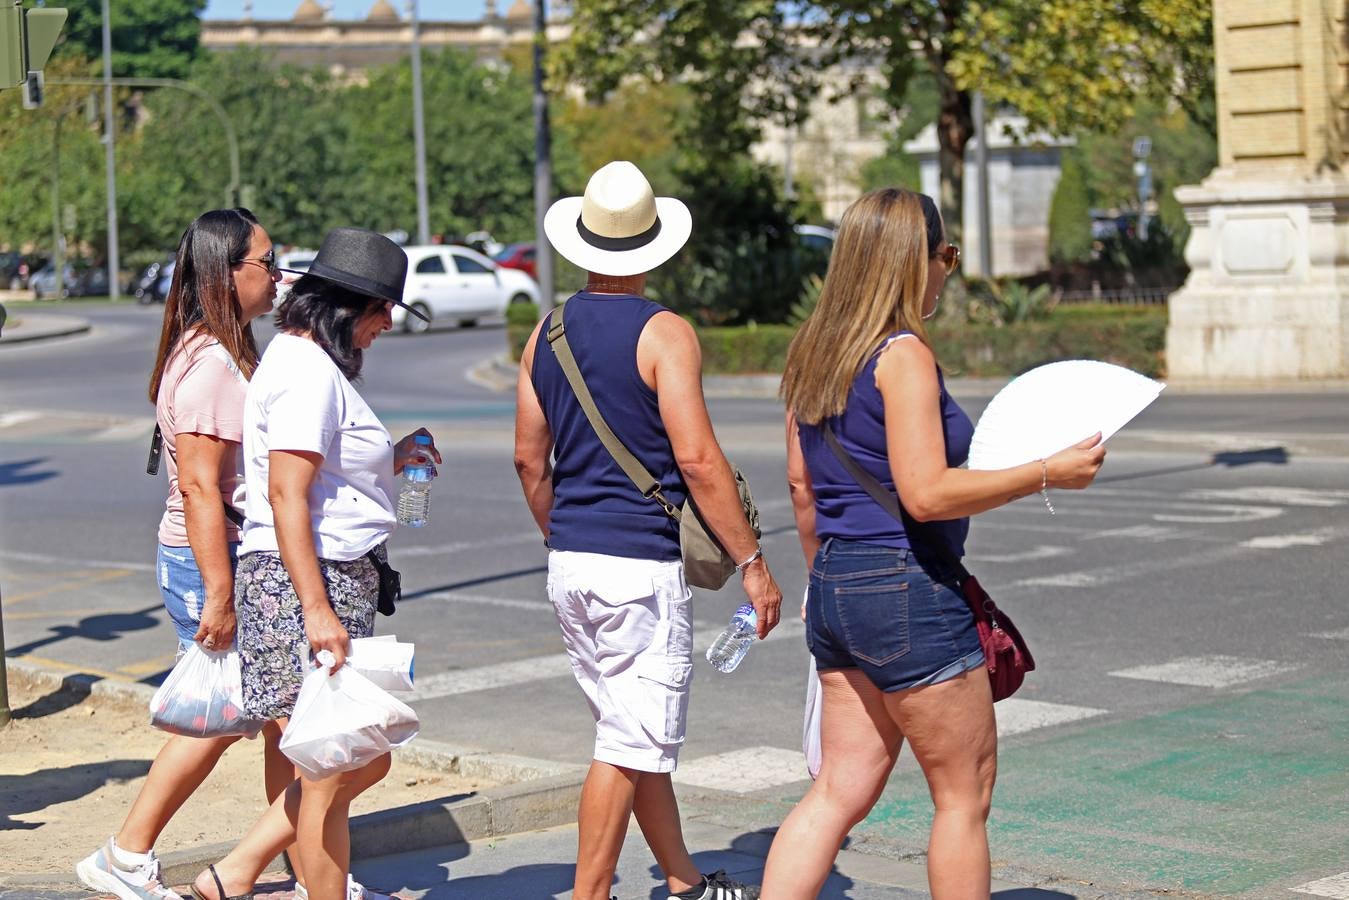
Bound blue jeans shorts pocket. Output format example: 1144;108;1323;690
836;582;911;666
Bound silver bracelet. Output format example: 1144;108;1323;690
736;546;764;572
1040;459;1055;515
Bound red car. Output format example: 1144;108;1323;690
493;242;537;281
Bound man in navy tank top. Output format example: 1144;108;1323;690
515;162;784;900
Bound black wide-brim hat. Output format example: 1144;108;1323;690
279;227;428;322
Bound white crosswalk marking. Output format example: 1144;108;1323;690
1310;627;1349;640
1190;486;1349;508
993;698;1106;737
1242;530;1336;549
1292;872;1349;899
1109;655;1298;689
674;746;809;793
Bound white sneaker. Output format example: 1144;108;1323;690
75;839;183;900
294;875;393;900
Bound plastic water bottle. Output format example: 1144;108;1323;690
396;435;435;527
706;603;758;673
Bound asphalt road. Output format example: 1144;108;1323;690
2;303;1348;898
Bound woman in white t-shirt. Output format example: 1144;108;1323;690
190;228;439;900
76;208;289;899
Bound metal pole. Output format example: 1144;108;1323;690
52;115;63;298
409;0;430;245
532;0;554;315
0;590;9;727
973;91;993;279
101;0;120;300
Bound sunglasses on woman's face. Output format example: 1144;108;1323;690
236;248;279;276
933;244;960;276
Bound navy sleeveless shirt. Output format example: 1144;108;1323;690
798;333;973;557
530;292;687;560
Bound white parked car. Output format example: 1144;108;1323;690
392;244;540;333
274;249;318;307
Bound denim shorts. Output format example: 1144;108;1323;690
806;538;984;693
157;542;240;650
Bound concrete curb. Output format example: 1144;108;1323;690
2;661;587;890
0;312;91;345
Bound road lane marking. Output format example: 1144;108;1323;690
1013;572;1100;588
1292;873;1349;899
119;654;181;676
3;567;135;605
674;746;809;793
977;546;1070;563
1310;627;1349;640
0;410;42;427
418;591;553;612
1242;530;1336;549
1085;524;1178;542
1153;503;1283;524
1189;487;1349;508
14;653;140;683
994;698;1107;737
1109;655;1299;689
0;549;155;572
408;620;804;702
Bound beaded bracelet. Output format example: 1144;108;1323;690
1040;458;1055;515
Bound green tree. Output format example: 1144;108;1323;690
0;54;112;259
340;48;576;244
56;0;205;80
1047;153;1091;264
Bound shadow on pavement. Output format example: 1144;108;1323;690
1097;445;1289;484
0;760;152;829
356;853;575;900
0;457;59;487
10;684;89;720
994;891;1076;900
6;602;165;658
401;566;548;601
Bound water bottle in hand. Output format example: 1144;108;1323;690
706;603;758;673
396;435;436;527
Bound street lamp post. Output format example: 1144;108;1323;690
101;0;119;299
409;0;430;246
532;0;553;315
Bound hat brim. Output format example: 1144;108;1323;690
544;196;691;277
278;265;428;322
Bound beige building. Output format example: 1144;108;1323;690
1167;0;1349;380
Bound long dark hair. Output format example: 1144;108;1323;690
274;274;384;380
148;207;262;403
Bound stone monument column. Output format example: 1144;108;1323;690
1167;0;1349;380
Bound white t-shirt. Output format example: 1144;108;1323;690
240;332;396;561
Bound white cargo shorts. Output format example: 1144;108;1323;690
547;550;693;773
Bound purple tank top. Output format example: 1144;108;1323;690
797;333;973;557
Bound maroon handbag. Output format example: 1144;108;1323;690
960;574;1035;701
823;426;1035;701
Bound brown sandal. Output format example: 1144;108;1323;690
189;863;254;900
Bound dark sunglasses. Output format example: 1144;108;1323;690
236;248;278;276
933;244;960;276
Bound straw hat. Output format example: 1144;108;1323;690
544;161;692;277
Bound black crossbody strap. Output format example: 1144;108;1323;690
544;306;682;520
822;423;963;574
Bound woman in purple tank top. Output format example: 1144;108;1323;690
761;189;1106;899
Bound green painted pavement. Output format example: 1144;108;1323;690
852;676;1349;896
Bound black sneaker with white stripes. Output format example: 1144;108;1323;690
667;870;760;900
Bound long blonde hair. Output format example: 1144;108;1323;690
781;188;934;424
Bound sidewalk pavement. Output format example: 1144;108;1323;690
0;308;91;344
0;661;1076;900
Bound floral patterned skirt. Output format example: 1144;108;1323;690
235;549;379;720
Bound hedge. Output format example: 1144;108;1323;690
509;305;1167;379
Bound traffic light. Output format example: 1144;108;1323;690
1;0;67;95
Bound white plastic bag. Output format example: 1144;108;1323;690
149;644;264;738
346;636;415;693
804;653;823;780
280;650;420;779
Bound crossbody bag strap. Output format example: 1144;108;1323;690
821;423;962;574
545;308;682;520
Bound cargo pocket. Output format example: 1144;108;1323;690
636;659;693;747
587;575;660;654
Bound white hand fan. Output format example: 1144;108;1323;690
966;360;1164;471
